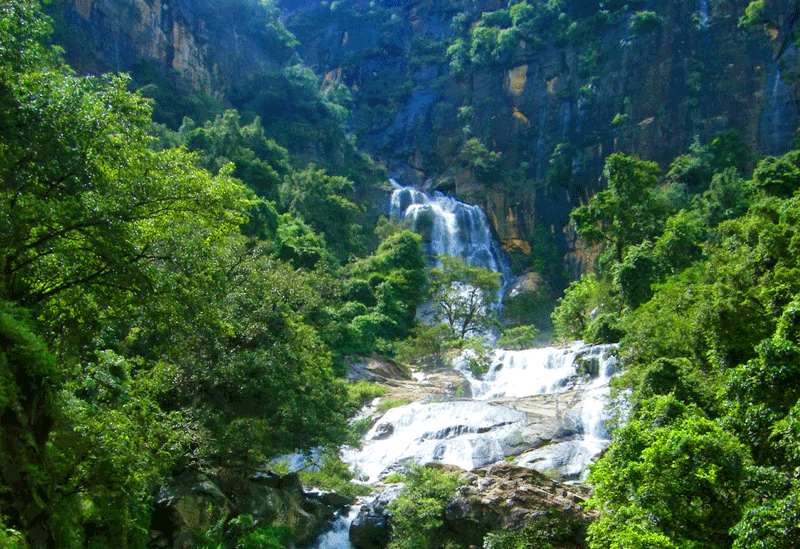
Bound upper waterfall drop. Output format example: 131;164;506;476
389;180;511;290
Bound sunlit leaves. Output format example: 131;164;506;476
588;397;750;549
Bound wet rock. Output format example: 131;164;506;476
372;423;395;440
152;467;344;548
349;484;403;549
443;463;595;547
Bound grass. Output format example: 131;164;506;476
377;398;410;413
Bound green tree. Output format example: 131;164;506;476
496;325;540;350
588;396;751;549
571;153;665;263
387;466;461;549
181;110;292;202
752;154;800;198
280;164;363;259
347;229;427;343
0;301;57;549
425;255;501;341
460;138;501;182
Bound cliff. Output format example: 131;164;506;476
51;0;293;96
280;0;800;269
50;0;800;274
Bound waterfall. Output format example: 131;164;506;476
389;180;511;289
697;0;710;28
310;185;619;549
343;343;618;484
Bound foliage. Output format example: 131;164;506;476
377;399;410;413
739;0;766;28
231;517;294;549
395;322;454;370
343;229;428;353
181;110;292;203
424;256;501;341
347;381;388;413
297;447;370;498
629;10;662;37
551;275;618;342
197;514;294;549
387;465;462;549
588;396;751;549
496;325;540;350
0;301;57;548
571;153;666;264
613;209;706;308
280;164;363;259
752;154;800;198
0;3;361;546
482;509;584;549
460;138;502;181
731;486;800;549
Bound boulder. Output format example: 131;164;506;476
502;272;552;327
444;463;595;547
151;466;349;548
347;356;412;383
349;484;403;549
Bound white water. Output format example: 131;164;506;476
698;0;710;28
389;180;511;287
307;505;361;549
344;400;527;483
343;343;618;484
311;186;618;548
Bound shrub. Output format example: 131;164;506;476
387;466;462;549
630;10;662;37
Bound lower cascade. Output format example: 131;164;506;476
305;187;621;549
347;342;617;483
312;342;619;549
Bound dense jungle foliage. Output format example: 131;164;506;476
3;0;800;548
549;134;800;547
0;1;430;546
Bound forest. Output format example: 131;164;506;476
2;0;800;548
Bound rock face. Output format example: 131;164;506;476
50;0;800;275
349;484;403;549
53;0;291;98
279;0;800;272
151;467;347;548
447;462;594;547
347;356;413;383
348;464;594;549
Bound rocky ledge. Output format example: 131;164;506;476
150;465;350;549
350;462;595;549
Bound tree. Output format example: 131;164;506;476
424;255;501;341
0;301;57;549
0;3;354;547
387;466;461;549
280;164;363;259
571;153;665;263
588;396;751;549
181;110;292;202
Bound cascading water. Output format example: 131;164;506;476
697;0;710;28
307;505;362;549
311;184;620;549
389;180;511;291
345;343;618;484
